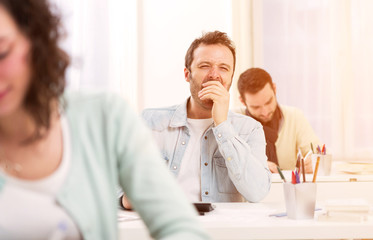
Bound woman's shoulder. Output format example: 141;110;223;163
64;91;130;112
64;91;121;105
63;91;136;124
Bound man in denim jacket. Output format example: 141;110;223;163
122;31;271;206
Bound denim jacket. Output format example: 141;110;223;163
142;99;271;202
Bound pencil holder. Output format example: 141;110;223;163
283;182;317;219
311;154;332;176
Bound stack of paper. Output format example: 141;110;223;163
318;198;372;222
117;211;140;222
336;162;373;174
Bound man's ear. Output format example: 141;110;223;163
239;95;245;106
184;68;190;82
272;83;277;95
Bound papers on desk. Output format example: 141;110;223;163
197;204;275;224
318;198;373;222
117;211;140;222
336;162;373;174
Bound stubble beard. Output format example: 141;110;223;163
247;106;276;124
189;75;214;110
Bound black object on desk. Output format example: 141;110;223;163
193;203;215;215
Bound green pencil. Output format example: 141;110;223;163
277;166;287;182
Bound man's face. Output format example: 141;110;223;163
185;44;234;110
241;82;278;123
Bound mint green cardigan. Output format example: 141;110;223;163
0;92;209;240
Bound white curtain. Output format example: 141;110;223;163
50;0;139;110
50;0;233;112
242;0;373;160
231;0;263;108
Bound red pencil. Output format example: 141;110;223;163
321;144;325;155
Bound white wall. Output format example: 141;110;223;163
54;0;233;111
53;0;373;159
139;0;232;110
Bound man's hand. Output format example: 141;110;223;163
198;81;230;126
268;161;278;173
121;195;132;210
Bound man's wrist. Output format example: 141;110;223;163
214;118;227;126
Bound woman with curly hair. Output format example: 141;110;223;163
0;0;209;239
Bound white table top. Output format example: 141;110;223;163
118;202;373;240
272;161;373;183
272;172;373;183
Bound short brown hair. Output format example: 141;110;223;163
0;0;69;139
237;68;273;99
185;31;236;73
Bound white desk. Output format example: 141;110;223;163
118;202;373;240
119;162;373;239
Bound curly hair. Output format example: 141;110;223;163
185;31;236;75
0;0;69;139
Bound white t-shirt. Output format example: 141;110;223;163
177;118;213;202
0;116;81;240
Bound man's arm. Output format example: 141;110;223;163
199;80;271;202
295;109;321;160
268;161;279;173
212;119;271;202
